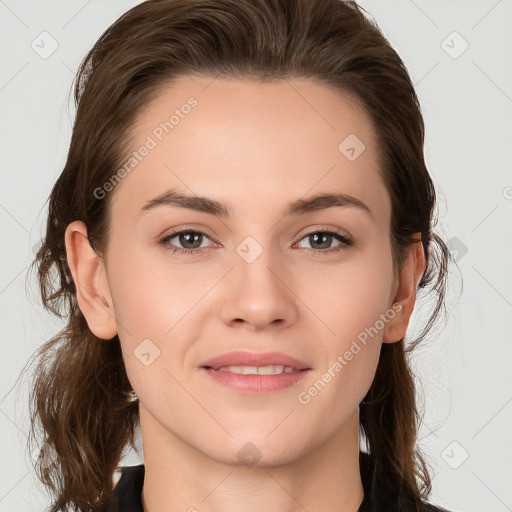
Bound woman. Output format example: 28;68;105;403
26;0;454;511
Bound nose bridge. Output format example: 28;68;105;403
219;234;299;329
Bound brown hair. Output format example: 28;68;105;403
19;0;451;510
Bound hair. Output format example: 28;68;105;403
18;0;451;510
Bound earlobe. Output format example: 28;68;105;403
382;236;426;344
64;221;118;340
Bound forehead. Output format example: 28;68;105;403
110;75;390;226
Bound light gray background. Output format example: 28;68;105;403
1;1;511;511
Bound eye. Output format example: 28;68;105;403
158;228;215;255
158;226;353;256
294;227;353;255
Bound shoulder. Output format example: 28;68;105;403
358;451;457;512
112;463;145;512
420;500;456;512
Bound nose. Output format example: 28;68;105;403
219;247;299;331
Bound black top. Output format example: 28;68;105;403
111;451;453;512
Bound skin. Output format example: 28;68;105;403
65;76;425;512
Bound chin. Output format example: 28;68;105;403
201;432;310;468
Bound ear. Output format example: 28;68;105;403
382;234;426;344
64;220;118;340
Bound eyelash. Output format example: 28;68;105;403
158;225;353;256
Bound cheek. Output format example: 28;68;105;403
303;246;394;344
296;242;394;405
109;249;194;407
108;244;197;337
296;261;391;415
107;245;212;390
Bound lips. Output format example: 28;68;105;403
199;350;312;394
199;350;311;371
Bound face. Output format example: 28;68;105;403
74;76;406;466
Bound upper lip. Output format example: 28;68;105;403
200;350;311;370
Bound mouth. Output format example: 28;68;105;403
202;365;307;375
201;366;311;394
198;350;312;393
200;364;311;394
199;350;311;371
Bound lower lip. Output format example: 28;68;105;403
201;368;311;393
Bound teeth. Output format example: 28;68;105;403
215;365;298;375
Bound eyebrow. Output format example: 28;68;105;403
139;188;372;219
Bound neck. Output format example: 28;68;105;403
139;406;365;512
